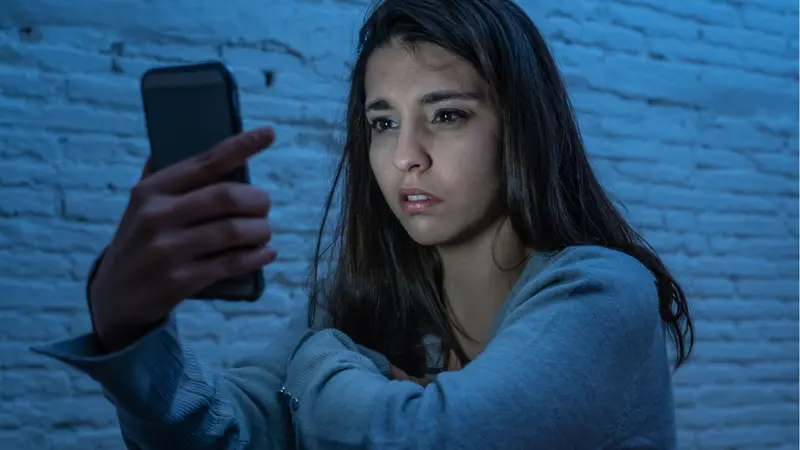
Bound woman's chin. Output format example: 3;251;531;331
401;221;459;247
399;212;501;250
401;224;448;247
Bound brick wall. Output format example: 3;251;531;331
0;0;797;448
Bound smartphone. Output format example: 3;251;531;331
140;61;265;302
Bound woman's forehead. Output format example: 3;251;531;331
364;43;486;100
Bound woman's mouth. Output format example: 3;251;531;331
398;188;442;214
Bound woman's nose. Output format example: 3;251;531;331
392;126;432;172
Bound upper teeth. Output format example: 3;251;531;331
407;195;430;201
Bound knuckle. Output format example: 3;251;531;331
218;132;242;150
163;270;190;297
147;238;175;263
225;132;252;153
129;181;152;207
212;183;241;209
220;219;246;242
137;202;169;233
195;148;227;174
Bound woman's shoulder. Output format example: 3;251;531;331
499;245;660;330
521;244;655;293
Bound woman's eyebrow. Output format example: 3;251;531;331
419;90;484;105
365;89;485;112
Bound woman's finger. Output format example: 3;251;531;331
390;364;430;386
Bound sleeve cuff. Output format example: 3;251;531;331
30;314;195;422
356;344;392;377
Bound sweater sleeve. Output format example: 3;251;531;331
31;312;309;450
283;247;674;450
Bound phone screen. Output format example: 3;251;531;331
141;67;245;182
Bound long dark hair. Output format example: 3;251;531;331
308;0;694;376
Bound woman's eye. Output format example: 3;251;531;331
370;118;395;132
432;109;467;125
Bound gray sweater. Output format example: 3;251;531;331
33;245;677;449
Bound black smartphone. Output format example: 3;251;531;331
140;61;265;302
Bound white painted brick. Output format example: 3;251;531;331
0;0;796;449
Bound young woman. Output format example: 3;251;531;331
35;0;694;448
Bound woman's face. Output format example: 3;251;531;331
365;41;503;247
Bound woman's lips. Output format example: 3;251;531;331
398;188;442;214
